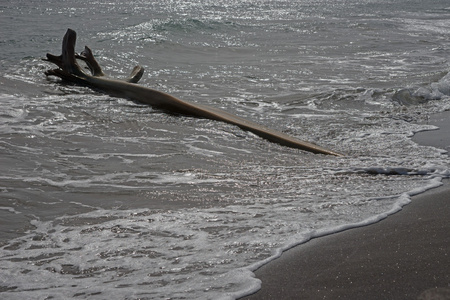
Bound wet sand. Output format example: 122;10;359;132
241;111;450;300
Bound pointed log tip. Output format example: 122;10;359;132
75;45;105;77
126;66;145;83
66;28;76;36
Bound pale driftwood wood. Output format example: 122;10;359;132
44;29;343;156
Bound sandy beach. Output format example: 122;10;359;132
241;111;450;300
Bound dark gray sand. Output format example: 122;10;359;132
242;184;450;300
242;111;450;300
413;110;450;154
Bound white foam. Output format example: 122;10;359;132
0;206;21;214
1;174;447;300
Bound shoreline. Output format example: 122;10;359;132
240;110;450;300
240;182;450;300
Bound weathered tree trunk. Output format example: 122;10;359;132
44;29;343;156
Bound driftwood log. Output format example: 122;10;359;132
44;29;343;156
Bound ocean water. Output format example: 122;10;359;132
1;0;450;299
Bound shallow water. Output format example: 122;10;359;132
1;0;450;299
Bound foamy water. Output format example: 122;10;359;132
1;1;450;299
